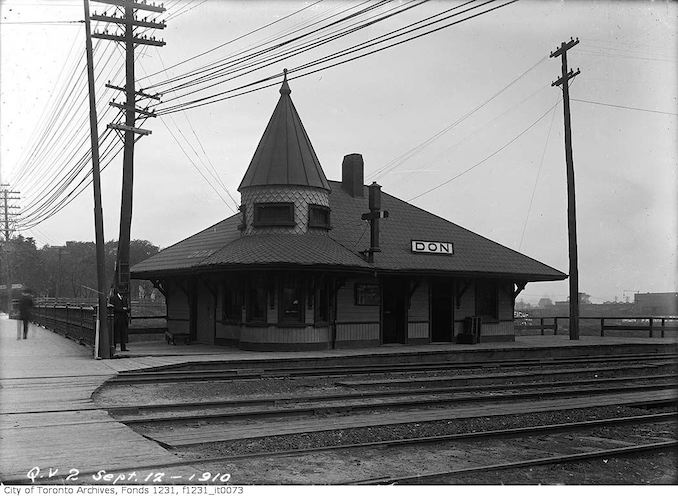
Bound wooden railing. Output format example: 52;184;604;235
32;303;167;347
32;304;105;347
515;316;678;338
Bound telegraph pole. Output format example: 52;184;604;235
84;0;112;359
550;38;581;340
1;186;20;315
91;0;165;325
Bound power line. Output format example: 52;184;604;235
385;82;552;187
148;0;393;95
518;103;558;251
571;98;678;116
159;117;235;211
0;20;84;25
157;0;520;115
149;52;240;211
408;97;561;202
368;54;548;181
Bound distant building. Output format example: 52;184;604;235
634;292;678;315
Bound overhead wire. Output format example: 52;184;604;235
407;96;563;202
138;0;327;81
518;103;558;250
14;0;523;229
10;27;83;182
158;0;518;115
16;29;162;228
156;0;519;115
368;55;549;181
146;0;393;95
12;15;124;189
147;52;239;212
15;40;122;202
156;0;416;99
16;41;122;195
571;98;678;116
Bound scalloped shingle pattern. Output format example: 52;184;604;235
241;186;329;235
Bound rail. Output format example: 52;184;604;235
32;303;167;347
515;316;678;338
32;303;103;346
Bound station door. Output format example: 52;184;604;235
431;281;454;342
382;278;408;344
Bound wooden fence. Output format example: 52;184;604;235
32;304;102;346
515;316;678;338
32;303;167;347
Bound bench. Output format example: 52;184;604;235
165;330;190;345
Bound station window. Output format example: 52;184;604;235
246;286;267;323
253;202;294;227
475;281;498;321
308;205;331;229
279;277;305;324
222;284;240;322
315;282;330;324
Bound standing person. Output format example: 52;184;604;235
108;286;129;352
19;290;34;339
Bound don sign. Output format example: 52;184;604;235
411;240;454;255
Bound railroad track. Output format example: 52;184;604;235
111;376;677;425
336;361;677;388
353;441;678;485
108;352;678;384
9;411;675;485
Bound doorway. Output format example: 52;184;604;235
382;278;408;344
431;281;454;342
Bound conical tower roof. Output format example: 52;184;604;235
238;72;330;192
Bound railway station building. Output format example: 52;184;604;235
132;75;567;351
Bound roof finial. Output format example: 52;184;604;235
280;68;291;95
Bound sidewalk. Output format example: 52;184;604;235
0;316;202;484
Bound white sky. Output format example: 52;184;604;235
1;0;676;305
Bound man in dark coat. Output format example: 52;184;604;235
108;287;129;352
19;290;34;339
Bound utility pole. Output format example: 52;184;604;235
1;186;20;315
84;0;113;359
550;38;581;340
91;0;165;335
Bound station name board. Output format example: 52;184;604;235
411;240;454;255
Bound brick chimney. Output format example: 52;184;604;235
341;154;364;197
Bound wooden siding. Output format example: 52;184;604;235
166;282;189;334
481;320;514;336
335;322;379;342
240;326;329;344
408;322;429;339
455;280;476;319
216;323;240;341
267;288;277;324
336;279;380;322
195;282;215;344
166;282;189;320
408;281;429;321
498;281;514;320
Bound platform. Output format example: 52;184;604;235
1;316;676;484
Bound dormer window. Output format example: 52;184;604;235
253;202;295;227
308;204;330;229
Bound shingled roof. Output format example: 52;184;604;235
238;73;330;191
132;180;566;281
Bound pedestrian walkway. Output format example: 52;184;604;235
0;317;203;484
